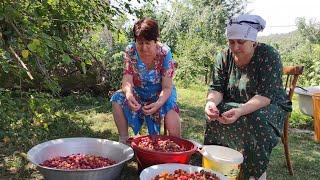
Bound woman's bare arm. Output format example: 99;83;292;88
122;74;134;96
206;90;223;106
122;74;141;111
157;76;172;106
238;95;270;116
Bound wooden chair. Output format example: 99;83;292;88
282;65;304;175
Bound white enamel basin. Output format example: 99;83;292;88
294;86;320;116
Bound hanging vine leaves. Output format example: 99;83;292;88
0;0;153;94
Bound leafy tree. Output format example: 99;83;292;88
157;0;246;86
297;17;320;44
0;0;153;94
259;18;320;87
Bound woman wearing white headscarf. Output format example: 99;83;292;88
204;14;292;180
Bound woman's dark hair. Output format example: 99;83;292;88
133;18;159;41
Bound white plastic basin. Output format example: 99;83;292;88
199;145;243;179
294;86;320;116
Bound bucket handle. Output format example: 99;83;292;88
188;139;205;154
296;86;308;92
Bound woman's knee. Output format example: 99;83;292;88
165;110;181;136
110;90;126;102
112;102;126;122
165;110;180;122
112;102;123;113
112;101;121;108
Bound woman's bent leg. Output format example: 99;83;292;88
112;102;129;142
204;102;286;179
164;110;181;137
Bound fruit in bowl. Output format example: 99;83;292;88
137;136;186;152
152;169;221;180
40;154;116;170
130;135;197;168
139;163;227;180
27;137;134;180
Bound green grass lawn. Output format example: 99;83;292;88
0;84;319;179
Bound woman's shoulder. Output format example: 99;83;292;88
255;43;282;68
257;43;280;56
157;42;172;56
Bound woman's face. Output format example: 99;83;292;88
228;39;255;60
136;38;157;56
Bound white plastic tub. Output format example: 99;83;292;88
200;145;243;180
294;86;320;116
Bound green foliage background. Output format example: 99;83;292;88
0;1;320;178
1;0;319;142
0;0;152;94
259;18;320;87
1;0;320;93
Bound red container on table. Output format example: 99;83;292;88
130;135;197;169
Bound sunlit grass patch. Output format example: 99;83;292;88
1;85;319;179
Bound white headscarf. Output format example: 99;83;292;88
226;14;266;42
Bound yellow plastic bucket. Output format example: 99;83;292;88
200;145;243;180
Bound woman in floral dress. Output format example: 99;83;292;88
204;14;292;180
110;18;180;143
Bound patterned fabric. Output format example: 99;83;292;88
205;43;292;179
110;42;179;135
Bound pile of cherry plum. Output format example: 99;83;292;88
152;169;220;180
40;154;116;170
138;137;186;152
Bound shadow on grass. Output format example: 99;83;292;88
0;118;118;180
0;92;119;179
3;90;319;180
59;95;113;114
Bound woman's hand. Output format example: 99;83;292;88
126;93;141;112
142;102;161;115
122;74;141;111
205;101;220;121
219;108;243;124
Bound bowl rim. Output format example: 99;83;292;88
130;135;198;155
295;86;320;96
27;137;134;172
139;163;228;180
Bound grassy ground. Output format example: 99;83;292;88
0;84;319;179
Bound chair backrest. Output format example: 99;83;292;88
283;66;304;101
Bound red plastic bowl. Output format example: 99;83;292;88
130;135;197;169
